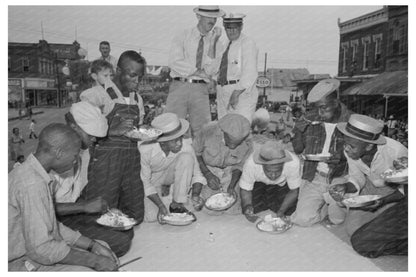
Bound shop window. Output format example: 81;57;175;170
373;34;382;69
341;42;349;73
361;36;371;71
22;56;29;72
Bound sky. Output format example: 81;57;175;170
8;5;383;76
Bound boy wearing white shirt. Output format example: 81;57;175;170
239;141;301;222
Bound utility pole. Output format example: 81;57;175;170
263;52;267;103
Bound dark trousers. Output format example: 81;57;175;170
350;198;408;258
59;213;133;257
81;142;145;223
29;131;37;139
252;182;297;215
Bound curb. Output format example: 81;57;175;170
8;111;45;122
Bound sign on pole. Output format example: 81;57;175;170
256;76;271;88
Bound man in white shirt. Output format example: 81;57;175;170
239;141;301;222
329;114;408;236
166;5;225;136
215;13;259;123
213;13;259;123
139;113;206;223
96;41;118;73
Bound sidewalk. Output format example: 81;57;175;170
8;108;44;121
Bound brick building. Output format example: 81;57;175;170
8;40;84;107
337;6;408;118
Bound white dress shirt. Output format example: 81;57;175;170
169;27;220;79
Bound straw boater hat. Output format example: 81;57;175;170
151;113;189;142
336;114;386;145
253;141;292;165
307;78;340;103
193;5;225;18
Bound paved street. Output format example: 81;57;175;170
8;107;70;172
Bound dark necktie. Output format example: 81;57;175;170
218;41;232;86
195;35;204;69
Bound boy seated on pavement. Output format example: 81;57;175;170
139;113;206;223
9;123;118;271
239;141;301;222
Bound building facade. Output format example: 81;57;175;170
8;40;83;107
337;5;408;118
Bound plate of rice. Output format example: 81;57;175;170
341;195;382;208
162;212;196;226
96;209;137;231
125;127;162;141
204;192;236;211
256;214;292;234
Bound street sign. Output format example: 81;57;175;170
256;76;271;88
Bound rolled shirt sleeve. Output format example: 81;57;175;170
139;147;158;196
183;139;207;186
285;154;302;190
234;38;259;91
169;30;198;77
238;157;257;191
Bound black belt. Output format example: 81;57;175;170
173;77;206;84
219;80;239;86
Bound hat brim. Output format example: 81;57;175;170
253;149;293;165
193;7;225;18
157;119;190;142
337;123;386;145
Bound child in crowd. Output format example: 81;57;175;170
80;59;145;124
29;119;38;139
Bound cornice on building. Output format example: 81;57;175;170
338;7;388;35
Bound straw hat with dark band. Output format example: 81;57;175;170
336;114;386;145
151;113;189;142
193;5;225;18
253;141;292;165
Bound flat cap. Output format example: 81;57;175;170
307;78;340;103
218;113;250;141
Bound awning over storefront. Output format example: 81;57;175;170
341;71;407;96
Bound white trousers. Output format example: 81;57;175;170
216;84;258;124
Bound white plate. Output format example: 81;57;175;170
96;212;137;231
162;213;196;226
125;127;162;141
205;192;236;211
342;195;382;208
302;154;331;161
256;216;292;234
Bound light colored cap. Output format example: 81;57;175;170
193;5;225;18
253;140;292;165
336;114;386;145
218;113;250;141
223;13;246;25
252;108;270;131
307;78;340;103
70;101;108;137
151;113;189;142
